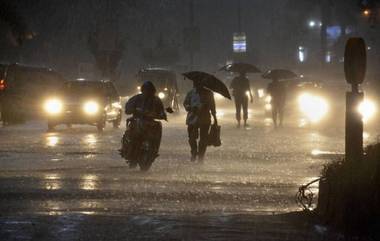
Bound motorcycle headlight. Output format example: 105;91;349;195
298;93;329;123
44;99;63;115
358;99;377;123
158;92;166;99
83;101;99;115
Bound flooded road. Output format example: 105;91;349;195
0;110;374;240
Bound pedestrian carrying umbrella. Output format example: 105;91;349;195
262;69;298;80
183;71;231;99
220;63;261;74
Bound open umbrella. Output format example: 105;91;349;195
262;69;297;80
220;63;261;74
183;71;231;99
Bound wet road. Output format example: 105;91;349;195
0;110;376;240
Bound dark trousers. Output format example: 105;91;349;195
234;95;248;121
272;103;284;126
188;124;210;158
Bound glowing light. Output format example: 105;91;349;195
80;174;99;190
44;99;63;115
298;46;305;63
298;93;329;123
311;149;323;156
233;32;247;53
265;104;272;111
84;134;97;146
325;51;332;63
258;89;265;98
358;99;377;123
298;118;307;128
364;9;370;16
111;102;122;108
265;95;272;103
245;91;250;97
363;132;370;140
0;79;6;90
83;101;99;115
46;136;59;147
43;174;62;190
216;111;225;118
158;92;166;99
308;20;316;28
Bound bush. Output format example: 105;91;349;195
317;142;380;236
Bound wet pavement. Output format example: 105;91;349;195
0;109;377;240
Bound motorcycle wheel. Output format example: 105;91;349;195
139;150;154;172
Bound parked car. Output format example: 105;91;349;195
43;80;122;131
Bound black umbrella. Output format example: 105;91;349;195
220;63;261;74
262;69;298;80
183;71;231;99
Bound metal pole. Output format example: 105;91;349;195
189;0;194;70
237;0;242;33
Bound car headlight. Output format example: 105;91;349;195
298;93;329;123
358;99;377;123
158;92;166;99
258;89;265;98
83;101;99;115
44;99;63;115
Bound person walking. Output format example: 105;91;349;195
183;81;217;162
266;78;287;128
230;72;253;128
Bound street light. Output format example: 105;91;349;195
308;20;316;28
363;9;370;16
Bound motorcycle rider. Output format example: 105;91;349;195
183;80;217;162
124;81;167;168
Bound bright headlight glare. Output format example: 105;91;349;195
358;99;376;122
258;89;265;98
44;99;63;114
298;93;329;123
158;92;166;99
83;101;99;115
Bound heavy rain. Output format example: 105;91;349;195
0;1;380;240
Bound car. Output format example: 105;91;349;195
136;68;180;112
0;63;65;124
43;80;122;132
264;80;330;126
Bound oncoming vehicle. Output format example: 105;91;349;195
136;68;180;112
43;80;122;131
264;81;330;126
0;64;65;124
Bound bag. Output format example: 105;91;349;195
208;124;221;147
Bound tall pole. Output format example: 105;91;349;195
189;0;194;70
237;0;242;32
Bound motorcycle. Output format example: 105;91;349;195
120;108;173;171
